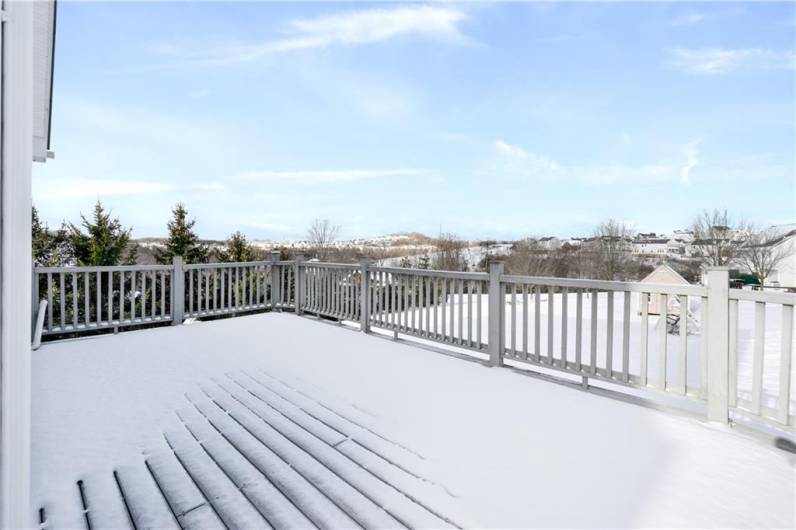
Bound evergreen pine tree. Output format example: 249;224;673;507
219;231;257;262
399;256;412;268
65;201;136;266
32;205;67;266
155;203;208;264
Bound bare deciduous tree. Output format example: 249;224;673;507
505;238;552;276
587;219;635;280
306;218;340;261
433;232;467;271
691;209;748;267
738;227;791;286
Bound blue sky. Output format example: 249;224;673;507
33;1;795;240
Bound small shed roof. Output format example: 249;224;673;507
640;264;690;285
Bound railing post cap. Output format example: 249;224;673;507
172;255;184;265
707;266;730;271
270;250;281;261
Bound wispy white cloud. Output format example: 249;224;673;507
668;47;795;74
36;178;229;200
150;5;468;67
680;139;701;185
493;138;697;185
38;179;169;200
494;139;563;175
230;169;431;183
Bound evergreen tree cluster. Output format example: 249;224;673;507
32;201;262;267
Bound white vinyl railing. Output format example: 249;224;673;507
34;257;794;432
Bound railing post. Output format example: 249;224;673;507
270;251;281;311
172;256;184;325
488;260;505;367
295;254;305;315
359;258;371;333
706;267;730;423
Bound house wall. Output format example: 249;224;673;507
770;235;795;288
1;2;34;526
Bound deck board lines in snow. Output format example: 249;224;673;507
38;371;462;529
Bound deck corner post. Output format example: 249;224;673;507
706;267;730;423
359;257;371;333
295;254;305;315
270;251;281;311
488;260;505;367
171;256;184;325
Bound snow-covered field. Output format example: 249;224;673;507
33;313;794;527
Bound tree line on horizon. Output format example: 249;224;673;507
32;202;789;286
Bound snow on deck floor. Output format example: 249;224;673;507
33;313;795;528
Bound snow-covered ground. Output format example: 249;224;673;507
33;313;794;527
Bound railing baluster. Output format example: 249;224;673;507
510;283;516;356
440;278;446;339
108;271;114;323
457;279;463;345
189;269;194;315
728;300;738;407
522;284;528;358
751;301;766;414
59;272;65;330
161;271;165;318
47;272;53;331
778;304;793;425
448;278;454;340
561;287;568;367
467;282;473;346
142;269;147;319
477;280;483;349
640;292;649;387
534;285;541;361
679;295;688;394
590;290;598;375
132;271;137;321
606;290;613;377
96;271;102;325
699;295;708;399
575;289;583;371
72;273;78;329
548;285;555;364
622;291;630;382
659;293;668;390
83;271;90;326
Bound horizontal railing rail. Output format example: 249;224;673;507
33;257;795;434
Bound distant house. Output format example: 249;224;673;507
639;264;691;315
538;236;561;251
666;239;686;255
766;229;796;288
632;238;669;255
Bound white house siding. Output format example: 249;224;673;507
769;234;795;288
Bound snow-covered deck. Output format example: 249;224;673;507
34;313;795;528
